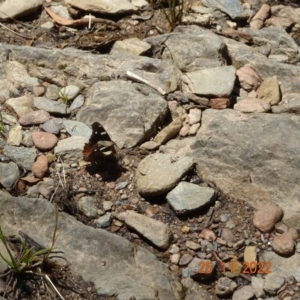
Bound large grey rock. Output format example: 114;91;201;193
0;192;182;300
6;44;181;96
146;29;228;72
0;162;20;189
65;0;139;14
3;146;37;170
136;153;194;197
243;26;300;64
77;81;168;148
162;109;300;228
0;0;42;21
181;66;236;97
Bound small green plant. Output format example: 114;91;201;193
0;206;65;299
59;89;71;114
160;0;184;32
0;110;7;137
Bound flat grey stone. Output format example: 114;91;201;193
232;286;254;300
77;196;98;217
110;38;151;56
263;272;285;295
54;136;88;162
3;146;36;170
201;0;243;19
77;81;168;148
0;192;182;300
6;44;181;96
95;213;112;228
146;28;227;72
122;210;172;250
65;0;138;14
181;66;236;97
63;120;92;139
34;97;70;115
166;182;216;214
0;162;20;189
272;94;300;114
69;94;84;111
136;153;194;197
40;118;65;134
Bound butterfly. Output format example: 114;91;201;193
83;122;119;163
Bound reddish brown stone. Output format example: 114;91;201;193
209;98;230;109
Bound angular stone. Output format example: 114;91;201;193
256;76;281;105
0;162;20;189
7;124;22;146
232;285;254;300
244;246;257;263
181;66;236;98
209;98;230;109
188;258;216;280
77;196;98;218
136;153;194;197
77;81;168;148
166;182;216;214
251;276;265;298
236;66;260;91
5;95;34;117
3;146;36;170
234;97;271;113
34;97;70;115
154;118;182;145
63;120;92;139
110;38;151;56
122;210;172;250
250;4;270;29
201;0;243;19
54;136;88;162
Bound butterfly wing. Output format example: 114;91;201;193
83;122;118;162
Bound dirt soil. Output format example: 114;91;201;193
1;0;300;299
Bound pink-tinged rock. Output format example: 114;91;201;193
253;204;284;233
200;228;216;241
209;98;230;109
234;98;271;113
32;131;58;151
33;86;45;97
236;67;260;91
186;108;201;125
19;110;51;126
179;123;190;137
32;155;48;178
189;123;200;135
288;228;300;241
250;4;270;29
272;232;295;256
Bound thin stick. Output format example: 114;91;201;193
44;274;65;300
0;22;31;39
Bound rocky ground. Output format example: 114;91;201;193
1;0;300;299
